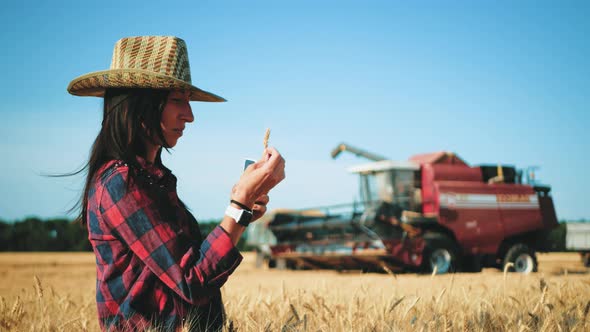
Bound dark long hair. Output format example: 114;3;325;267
73;88;170;224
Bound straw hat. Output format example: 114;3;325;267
67;36;225;102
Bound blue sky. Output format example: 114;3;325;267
0;0;588;221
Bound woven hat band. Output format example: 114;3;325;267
110;36;192;84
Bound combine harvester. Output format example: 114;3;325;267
248;144;586;274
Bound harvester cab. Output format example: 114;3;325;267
332;143;425;237
349;160;422;237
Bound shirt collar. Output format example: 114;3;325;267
135;155;169;181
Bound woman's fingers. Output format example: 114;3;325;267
252;199;268;221
253;147;285;186
254;194;270;206
263;147;285;181
262;147;282;167
232;147;285;207
260;147;275;161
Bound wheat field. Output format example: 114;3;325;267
0;252;588;331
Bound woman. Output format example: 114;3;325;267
67;36;285;331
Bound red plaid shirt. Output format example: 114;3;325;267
87;158;242;331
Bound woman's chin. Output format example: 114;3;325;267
163;136;179;148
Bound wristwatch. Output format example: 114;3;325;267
225;204;253;227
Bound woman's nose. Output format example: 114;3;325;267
181;104;194;123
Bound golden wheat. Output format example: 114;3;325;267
263;128;271;149
0;252;589;331
33;275;43;299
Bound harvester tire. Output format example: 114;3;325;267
423;233;459;274
503;243;538;274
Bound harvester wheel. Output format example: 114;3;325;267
423;233;459;274
503;243;538;274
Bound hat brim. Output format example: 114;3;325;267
67;68;226;102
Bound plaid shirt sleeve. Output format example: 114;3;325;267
98;165;242;304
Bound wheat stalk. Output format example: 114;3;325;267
263;128;271;149
583;300;590;322
380;262;397;278
58;317;80;329
403;296;420;319
503;262;514;281
34;275;43;299
532;286;548;315
435;288;447;306
503;262;514;296
442;315;451;332
245;312;258;330
289;303;300;321
388;296;405;313
10;297;19;316
281;280;287;302
539;278;548;292
509;296;522;306
302;302;314;312
227;319;235;332
321;302;333;316
462;315;469;332
0;296;6;313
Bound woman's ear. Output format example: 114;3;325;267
138;121;154;143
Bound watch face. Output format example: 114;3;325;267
238;210;253;226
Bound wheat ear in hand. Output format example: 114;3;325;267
263;128;271;149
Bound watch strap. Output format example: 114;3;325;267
225;204;253;227
230;199;252;212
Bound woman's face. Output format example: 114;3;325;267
160;90;194;147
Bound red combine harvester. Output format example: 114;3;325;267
249;144;559;274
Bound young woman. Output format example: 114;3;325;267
67;36;285;331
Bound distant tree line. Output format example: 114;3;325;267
0;217;585;252
0;217;253;252
0;218;91;251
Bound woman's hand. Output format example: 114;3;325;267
231;147;285;213
252;194;269;222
